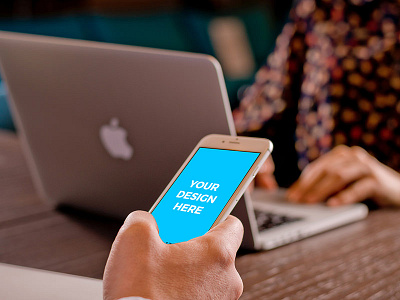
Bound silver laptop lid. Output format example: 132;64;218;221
0;31;237;218
0;263;102;300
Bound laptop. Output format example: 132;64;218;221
0;263;102;300
0;31;368;250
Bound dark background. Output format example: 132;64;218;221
0;0;292;19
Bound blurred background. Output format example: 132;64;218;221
0;0;293;131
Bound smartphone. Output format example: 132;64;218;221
149;134;273;244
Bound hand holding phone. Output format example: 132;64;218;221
149;134;273;244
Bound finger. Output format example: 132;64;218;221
259;156;275;175
247;180;255;193
255;172;278;189
255;156;278;189
123;210;159;233
287;163;329;202
117;211;162;246
327;177;376;206
207;215;244;253
300;161;370;203
286;163;329;203
287;150;349;202
104;211;161;284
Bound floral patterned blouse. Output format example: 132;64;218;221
234;0;400;184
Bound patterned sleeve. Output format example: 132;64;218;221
233;0;315;134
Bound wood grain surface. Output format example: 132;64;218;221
1;130;400;299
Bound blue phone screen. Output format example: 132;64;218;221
151;147;260;244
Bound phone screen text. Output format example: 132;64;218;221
151;147;259;244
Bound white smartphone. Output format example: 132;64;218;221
149;134;273;244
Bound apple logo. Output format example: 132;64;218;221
99;118;134;160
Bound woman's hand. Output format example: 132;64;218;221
287;145;400;207
253;156;278;190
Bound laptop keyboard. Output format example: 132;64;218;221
255;210;303;232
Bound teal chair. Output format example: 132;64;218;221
89;12;194;52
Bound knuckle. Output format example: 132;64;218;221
123;211;136;225
205;238;236;268
350;146;368;160
300;163;313;178
303;160;315;171
216;246;236;267
324;167;344;181
228;216;245;236
123;211;147;227
350;145;365;153
333;144;349;154
200;235;218;254
201;234;215;247
332;171;346;182
119;218;153;240
231;271;244;299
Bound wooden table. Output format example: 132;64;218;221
1;130;400;299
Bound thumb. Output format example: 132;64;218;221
116;210;162;246
123;210;159;232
